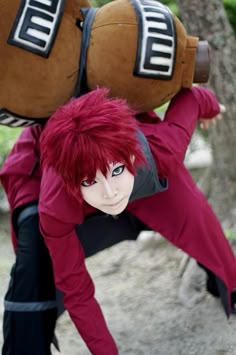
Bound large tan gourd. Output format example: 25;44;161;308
0;0;209;126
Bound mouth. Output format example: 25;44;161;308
104;199;124;208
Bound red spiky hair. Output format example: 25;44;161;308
40;88;146;199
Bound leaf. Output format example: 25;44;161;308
224;229;236;240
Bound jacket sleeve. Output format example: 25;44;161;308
39;171;118;354
138;87;220;178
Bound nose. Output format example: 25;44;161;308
103;181;118;199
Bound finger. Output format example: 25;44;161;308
219;104;226;113
200;120;207;130
211;119;217;126
200;121;208;130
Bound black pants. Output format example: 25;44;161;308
3;204;233;354
2;205;148;355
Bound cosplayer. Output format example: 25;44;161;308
0;0;235;354
1;87;236;355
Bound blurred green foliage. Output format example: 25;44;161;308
91;0;236;33
158;0;178;14
224;229;236;241
0;127;21;168
90;0;110;6
224;0;236;33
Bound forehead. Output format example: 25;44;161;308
96;161;120;174
83;161;122;179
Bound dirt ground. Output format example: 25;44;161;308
1;212;236;355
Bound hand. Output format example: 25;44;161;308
199;104;226;130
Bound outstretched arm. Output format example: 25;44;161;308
138;87;220;178
39;170;118;355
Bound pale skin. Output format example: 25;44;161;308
81;162;135;216
81;106;226;216
199;103;226;130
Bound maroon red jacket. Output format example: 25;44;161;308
2;88;236;354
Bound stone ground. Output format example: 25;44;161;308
1;212;236;355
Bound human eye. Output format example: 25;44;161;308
81;179;96;187
112;164;125;177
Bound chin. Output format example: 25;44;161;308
113;200;129;215
103;199;128;215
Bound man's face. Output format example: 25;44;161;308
81;162;134;215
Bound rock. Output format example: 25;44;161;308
178;257;207;308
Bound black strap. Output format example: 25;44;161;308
74;8;98;97
17;205;39;227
